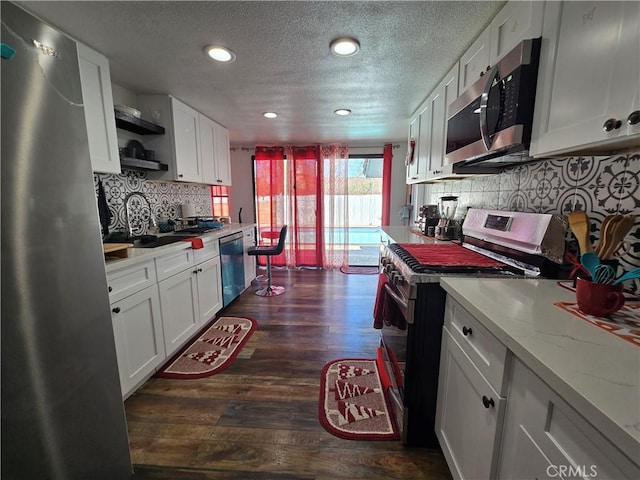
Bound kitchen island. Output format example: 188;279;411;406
440;277;639;477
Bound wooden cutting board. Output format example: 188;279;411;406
103;243;134;259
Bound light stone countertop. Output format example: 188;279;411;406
103;223;256;273
381;226;452;245
441;277;640;464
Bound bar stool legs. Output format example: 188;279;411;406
254;256;285;296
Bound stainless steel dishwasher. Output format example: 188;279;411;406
219;232;245;306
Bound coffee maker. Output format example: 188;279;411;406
435;196;460;240
416;205;440;236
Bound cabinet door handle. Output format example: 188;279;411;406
602;118;622;131
193;269;199;274
112;307;121;314
462;326;472;336
627;110;640;126
178;174;184;178
198;268;203;272
482;395;495;409
108;286;113;292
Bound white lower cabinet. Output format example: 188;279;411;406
156;244;224;356
196;256;223;325
498;359;640;480
110;284;165;398
438;298;640;480
158;266;200;356
436;327;506;480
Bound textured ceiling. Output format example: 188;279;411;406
18;1;505;145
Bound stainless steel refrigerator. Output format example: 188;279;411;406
1;3;133;478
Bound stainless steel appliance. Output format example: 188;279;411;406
445;38;542;166
435;196;459;241
220;232;245;306
416;204;440;237
1;3;132;478
376;209;566;446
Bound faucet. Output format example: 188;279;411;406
124;192;157;238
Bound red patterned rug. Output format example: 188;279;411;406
155;316;257;379
318;358;399;440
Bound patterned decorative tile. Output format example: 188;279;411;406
483;173;502;192
576;155;628;214
95;169;212;235
500;165;521;191
619;154;640;215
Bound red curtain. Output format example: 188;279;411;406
254;145;323;267
254;146;287;266
289;146;322;267
381;143;393;226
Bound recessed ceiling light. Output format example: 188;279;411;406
204;45;236;63
334;109;351;116
263;112;278;119
330;37;360;56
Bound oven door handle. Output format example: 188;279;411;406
384;283;409;311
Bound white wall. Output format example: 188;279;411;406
229;148;256;224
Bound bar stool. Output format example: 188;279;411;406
247;225;287;297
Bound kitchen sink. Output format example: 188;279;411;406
131;235;192;249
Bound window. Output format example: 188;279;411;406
211;185;230;217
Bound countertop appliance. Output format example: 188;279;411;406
416;204;439;236
445;38;542;166
435;196;459;241
1;3;132;478
219;232;245;306
375;208;566;446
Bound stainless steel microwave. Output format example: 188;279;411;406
445;38;542;166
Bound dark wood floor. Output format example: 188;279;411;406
126;268;451;479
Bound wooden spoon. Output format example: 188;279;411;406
567;210;594;254
595;215;621;257
601;215;635;259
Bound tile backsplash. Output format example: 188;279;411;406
95;169;212;234
429;152;639;284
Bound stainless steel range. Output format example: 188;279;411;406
374;208;566;446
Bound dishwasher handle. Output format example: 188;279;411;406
219;232;243;245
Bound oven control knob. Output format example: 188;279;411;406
384;264;394;274
393;274;404;285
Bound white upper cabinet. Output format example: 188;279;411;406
406;114;421;183
199;114;217;185
172;99;202;182
531;1;640;157
203;116;232;186
459;1;544;94
415;102;432;182
489;0;544;66
138;95;231;185
459;26;491;94
77;43;120;174
428;64;459;178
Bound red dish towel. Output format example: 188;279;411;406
181;237;204;249
373;274;407;330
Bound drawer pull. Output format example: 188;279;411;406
482;395;494;409
462;326;472;336
112;307;121;314
108;286;113;292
